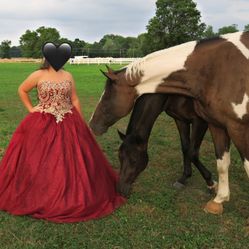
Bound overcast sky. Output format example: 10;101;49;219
0;0;249;46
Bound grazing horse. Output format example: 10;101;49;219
89;32;249;214
116;93;215;197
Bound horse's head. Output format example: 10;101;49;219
89;65;140;136
116;130;148;197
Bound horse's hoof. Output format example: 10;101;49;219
207;181;218;195
203;200;223;215
173;181;185;190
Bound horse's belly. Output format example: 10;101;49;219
193;101;228;127
164;95;197;122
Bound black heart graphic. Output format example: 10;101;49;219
42;42;72;71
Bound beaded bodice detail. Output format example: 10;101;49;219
36;80;73;123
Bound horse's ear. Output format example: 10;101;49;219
106;64;114;74
100;69;118;81
100;69;108;77
117;129;126;141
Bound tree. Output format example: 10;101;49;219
126;37;140;57
244;24;249;32
0;40;11;58
136;33;151;55
20;26;61;58
145;0;206;52
218;24;239;35
19;30;38;57
10;46;22;57
102;37;118;51
202;25;217;38
71;38;86;56
99;34;123;56
36;26;60;53
89;34;139;57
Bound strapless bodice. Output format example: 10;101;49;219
35;80;73;123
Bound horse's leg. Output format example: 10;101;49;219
189;118;216;191
204;124;231;215
173;119;192;188
244;159;249;178
226;124;249;179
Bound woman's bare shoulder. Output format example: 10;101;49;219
62;70;72;76
62;70;74;80
31;69;43;77
25;69;44;82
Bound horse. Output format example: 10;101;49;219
116;93;215;197
89;32;249;214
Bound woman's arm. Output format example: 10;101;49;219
70;75;84;119
18;71;41;112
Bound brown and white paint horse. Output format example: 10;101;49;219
89;32;249;214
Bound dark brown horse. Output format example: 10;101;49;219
116;93;215;197
89;32;249;214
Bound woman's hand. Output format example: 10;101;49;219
29;106;40;113
18;70;41;112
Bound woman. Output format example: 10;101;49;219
0;58;126;223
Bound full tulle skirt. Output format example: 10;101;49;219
0;108;125;223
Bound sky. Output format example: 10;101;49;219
0;0;249;46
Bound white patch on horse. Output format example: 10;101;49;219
125;41;197;95
221;32;249;59
244;159;249;178
231;93;249;119
214;151;230;204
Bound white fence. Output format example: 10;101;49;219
69;56;138;65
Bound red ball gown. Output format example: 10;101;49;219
0;79;126;223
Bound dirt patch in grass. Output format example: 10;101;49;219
0;147;5;157
245;218;249;236
0;58;41;63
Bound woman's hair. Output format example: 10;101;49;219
39;57;65;70
39;58;50;70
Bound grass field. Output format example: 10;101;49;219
0;63;248;249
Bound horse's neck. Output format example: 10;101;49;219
126;98;147;135
126;94;167;139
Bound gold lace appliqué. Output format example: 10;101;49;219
36;80;73;123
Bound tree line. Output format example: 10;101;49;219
1;0;249;59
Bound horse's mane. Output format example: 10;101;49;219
125;57;145;80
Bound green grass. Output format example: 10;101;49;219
0;63;248;249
